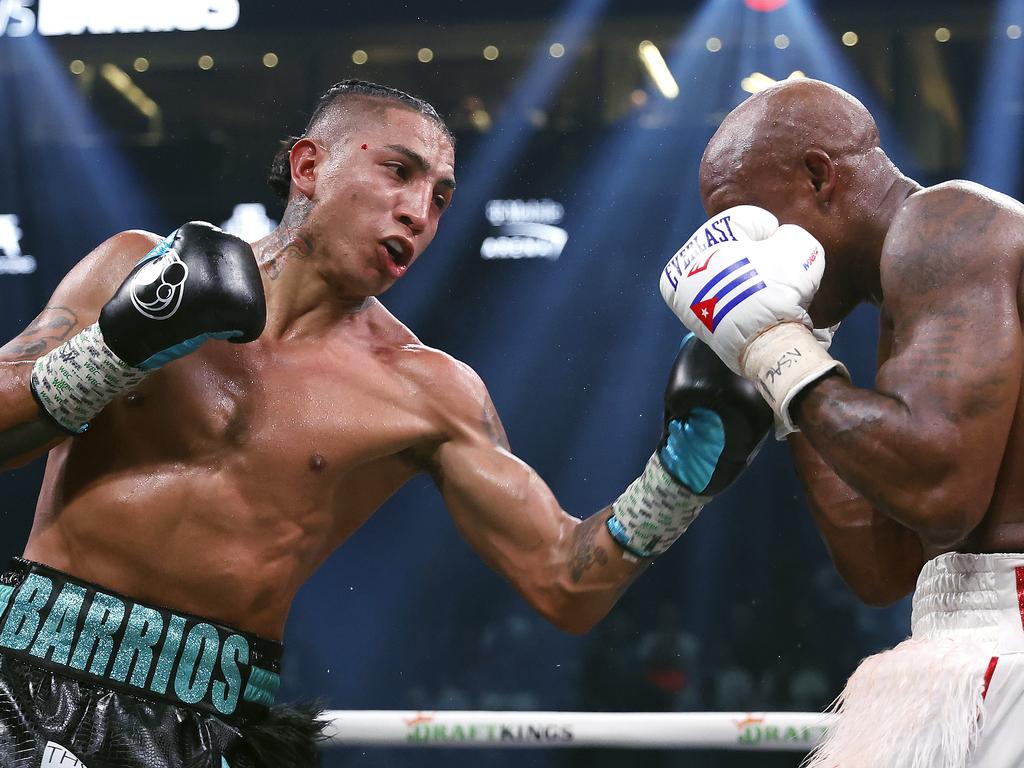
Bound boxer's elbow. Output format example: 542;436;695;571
531;589;602;635
847;574;915;608
526;577;608;635
890;482;985;550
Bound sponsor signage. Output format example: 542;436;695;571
404;712;574;745
0;0;240;37
733;714;828;748
0;214;37;276
481;198;568;261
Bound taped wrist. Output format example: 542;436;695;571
607;453;709;559
740;322;850;439
30;323;148;434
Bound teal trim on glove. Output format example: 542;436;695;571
659;408;725;494
136;329;242;370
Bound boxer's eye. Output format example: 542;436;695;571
384;162;408;180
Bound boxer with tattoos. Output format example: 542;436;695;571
0;80;769;767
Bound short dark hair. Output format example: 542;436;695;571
267;80;453;202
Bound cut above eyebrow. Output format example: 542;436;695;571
384;143;456;191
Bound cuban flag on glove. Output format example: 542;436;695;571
687;254;767;333
659;205;826;377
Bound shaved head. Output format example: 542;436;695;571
700;79;879;213
698;79;916;326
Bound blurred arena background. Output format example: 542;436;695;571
0;0;1020;765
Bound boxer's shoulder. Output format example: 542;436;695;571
88;229;164;270
881;182;1024;295
391;344;496;445
891;181;1023;239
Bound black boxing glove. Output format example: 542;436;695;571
605;334;772;559
659;332;773;495
30;222;266;433
99;221;266;368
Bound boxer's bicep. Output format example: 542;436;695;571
877;218;1022;518
790;433;923;606
428;374;643;632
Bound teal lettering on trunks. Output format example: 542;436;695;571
69;591;126;676
29;583;86;665
212;634;249;715
0;575;53;651
110;603;164;687
174;622;220;704
0;584;14;616
0;572;272;715
150;613;186;695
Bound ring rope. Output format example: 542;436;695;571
320;710;835;751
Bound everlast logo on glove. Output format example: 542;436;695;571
660;205;849;437
662;214;740;291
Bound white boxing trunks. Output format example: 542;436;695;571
804;552;1024;768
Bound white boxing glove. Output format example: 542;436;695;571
661;206;780;292
660;207;849;437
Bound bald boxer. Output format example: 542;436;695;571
661;78;1024;767
0;80;771;767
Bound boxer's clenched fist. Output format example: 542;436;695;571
100;221;266;369
30;222;266;433
660;206;848;437
605;334;773;559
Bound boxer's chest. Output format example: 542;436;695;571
107;337;435;478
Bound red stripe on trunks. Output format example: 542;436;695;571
983;656;999;700
1017;566;1024;630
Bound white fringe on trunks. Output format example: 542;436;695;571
804;552;1024;768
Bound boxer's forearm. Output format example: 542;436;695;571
790;434;923;605
548;509;650;634
793;375;979;546
0;361;65;468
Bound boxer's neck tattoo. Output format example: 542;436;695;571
570;512;610;583
258;198;316;279
1;306;78;359
260;227;314;281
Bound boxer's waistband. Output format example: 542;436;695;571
0;558;281;725
911;552;1024;653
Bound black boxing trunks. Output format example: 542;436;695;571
0;559;324;768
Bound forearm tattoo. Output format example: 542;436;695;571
1;306;78;358
569;511;610;583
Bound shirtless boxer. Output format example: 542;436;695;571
0;80;771;767
660;78;1024;767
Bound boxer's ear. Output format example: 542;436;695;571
804;148;836;206
289;138;320;200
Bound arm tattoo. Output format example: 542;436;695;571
0;306;78;358
569;511;610;583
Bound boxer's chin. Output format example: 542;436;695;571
807;269;857;329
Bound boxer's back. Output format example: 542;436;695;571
25;298;464;638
